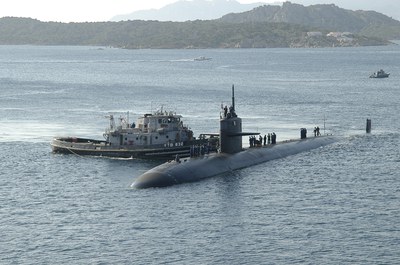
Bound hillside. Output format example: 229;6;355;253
220;2;400;40
0;17;389;49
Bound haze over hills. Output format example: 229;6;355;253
110;0;400;22
111;0;265;22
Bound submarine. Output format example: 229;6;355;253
132;86;338;189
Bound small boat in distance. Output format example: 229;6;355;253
194;56;212;61
370;69;390;78
51;109;218;159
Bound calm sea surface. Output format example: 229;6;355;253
0;45;399;264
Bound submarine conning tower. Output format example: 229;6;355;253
220;85;243;154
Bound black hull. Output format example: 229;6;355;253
51;137;214;160
370;75;389;78
133;136;338;188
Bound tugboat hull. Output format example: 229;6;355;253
51;137;212;160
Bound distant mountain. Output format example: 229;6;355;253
110;0;400;23
219;2;400;40
111;0;264;22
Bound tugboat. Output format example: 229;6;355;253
51;109;218;159
370;69;390;78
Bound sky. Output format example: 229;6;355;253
0;0;398;22
0;0;277;22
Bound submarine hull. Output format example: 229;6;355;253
132;136;337;189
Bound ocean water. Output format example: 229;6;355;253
0;45;399;264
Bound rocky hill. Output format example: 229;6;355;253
220;2;400;40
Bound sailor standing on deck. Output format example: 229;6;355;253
271;133;276;144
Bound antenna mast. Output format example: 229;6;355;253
232;84;235;111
